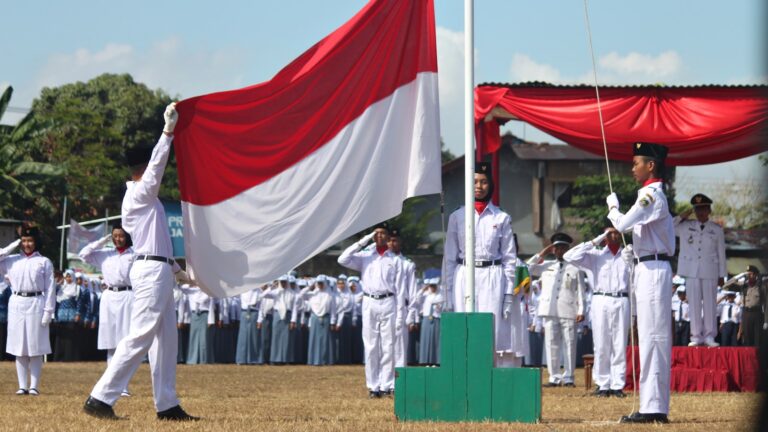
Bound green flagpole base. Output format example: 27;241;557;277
394;312;541;423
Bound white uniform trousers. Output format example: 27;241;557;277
542;316;576;384
362;295;396;392
685;277;717;344
98;289;134;350
635;261;672;414
91;261;179;411
590;295;629;390
6;295;51;357
394;321;408;368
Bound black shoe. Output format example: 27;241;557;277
593;389;610;397
543;382;560;388
15;389;28;396
157;405;199;421
562;382;576;388
620;412;669;424
368;390;381;399
610;389;627;398
83;396;118;420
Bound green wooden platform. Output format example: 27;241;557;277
394;312;541;423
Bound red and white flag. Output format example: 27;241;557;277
174;0;441;297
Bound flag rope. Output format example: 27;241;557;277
582;0;638;415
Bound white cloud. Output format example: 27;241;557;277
599;50;682;80
509;54;563;83
509;50;686;86
35;37;246;100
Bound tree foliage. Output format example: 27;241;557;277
563;174;639;239
387;197;439;255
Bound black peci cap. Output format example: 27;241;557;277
550;232;573;246
690;193;713;207
125;145;154;167
633;142;669;160
475;161;492;177
374;221;390;233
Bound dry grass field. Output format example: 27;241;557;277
0;361;762;432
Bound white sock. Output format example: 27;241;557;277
15;356;30;389
29;356;43;390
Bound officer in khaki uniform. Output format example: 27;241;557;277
527;232;585;387
736;266;764;346
673;193;726;347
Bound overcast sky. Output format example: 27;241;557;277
2;0;765;200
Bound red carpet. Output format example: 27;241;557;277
625;346;759;392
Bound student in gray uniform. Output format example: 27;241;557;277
261;276;298;365
213;297;237;364
256;284;275;364
185;285;215;364
333;275;355;364
348;277;365;364
301;275;337;365
0;280;11;361
236;287;262;365
295;278;310;364
174;284;189;364
417;278;443;365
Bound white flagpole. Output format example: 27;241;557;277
463;0;476;312
58;196;67;270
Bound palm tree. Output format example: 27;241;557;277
0;86;64;217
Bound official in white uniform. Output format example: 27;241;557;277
79;224;135;397
564;227;629;397
528;233;586;387
338;222;404;398
85;103;197;421
388;228;418;368
0;228;56;396
673;193;726;347
607;142;674;424
442;162;523;367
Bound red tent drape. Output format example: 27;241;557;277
475;84;768;165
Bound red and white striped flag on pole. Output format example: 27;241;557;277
174;0;441;297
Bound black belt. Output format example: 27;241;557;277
634;254;671;263
241;308;259;312
457;259;502;268
13;291;43;297
593;291;629;298
135;254;175;265
108;286;132;292
364;292;394;300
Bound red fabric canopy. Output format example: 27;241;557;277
475;84;768;165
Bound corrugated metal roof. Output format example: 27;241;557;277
478;81;768;89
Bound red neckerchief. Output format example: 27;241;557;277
474;201;488;214
643;178;662;187
608;243;620;256
116;247;128;254
376;245;388;256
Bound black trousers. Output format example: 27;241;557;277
674;321;690;346
720;322;739;347
742;309;763;347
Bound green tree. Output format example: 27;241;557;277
0;86;65;220
387;196;439;255
563;174;639;240
441;139;455;163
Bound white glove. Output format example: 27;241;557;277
163;102;178;134
763;323;767;331
606;193;619;211
502;294;515;319
591;232;608;247
41;311;52;327
356;231;376;248
395;313;404;330
0;238;21;258
175;269;193;284
621;244;634;266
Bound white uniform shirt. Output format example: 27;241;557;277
419;290;444;319
563;242;629;294
335;289;356;324
0;243;56;316
121;134;175;260
720;302;741;324
301;287;337;324
442;204;517;300
338;244;405;311
528;258;585;320
674;217;726;280
79;240;134;287
240;288;262;310
672;297;690;322
260;286;298;322
186;286;215;325
608;181;675;257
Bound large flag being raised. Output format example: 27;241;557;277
174;0;441;297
